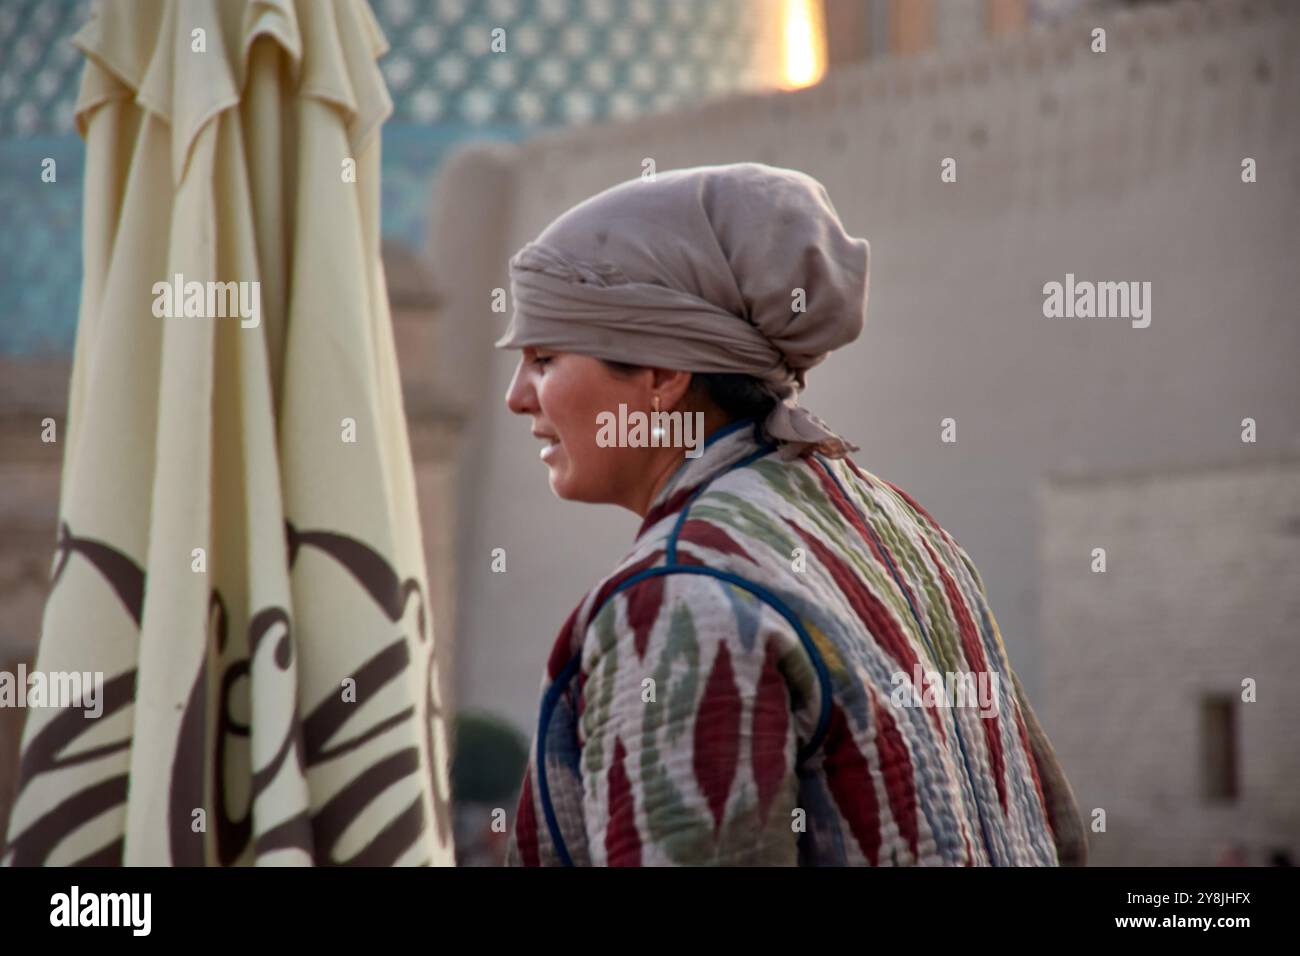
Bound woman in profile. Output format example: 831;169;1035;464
496;162;1085;867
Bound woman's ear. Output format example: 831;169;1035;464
649;367;694;410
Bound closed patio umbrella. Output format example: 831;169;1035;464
3;0;454;865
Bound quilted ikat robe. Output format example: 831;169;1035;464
507;419;1087;867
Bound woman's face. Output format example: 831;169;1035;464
505;347;655;507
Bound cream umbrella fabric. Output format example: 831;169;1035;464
2;0;454;866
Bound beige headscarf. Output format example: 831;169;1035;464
495;162;870;459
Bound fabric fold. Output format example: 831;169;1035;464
6;0;452;868
72;0;390;185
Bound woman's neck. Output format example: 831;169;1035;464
628;405;736;517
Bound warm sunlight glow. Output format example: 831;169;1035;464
781;0;827;90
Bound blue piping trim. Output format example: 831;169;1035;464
608;565;835;764
536;653;581;867
649;417;758;525
703;416;755;448
535;564;837;866
533;427;838;867
667;439;776;564
813;454;998;866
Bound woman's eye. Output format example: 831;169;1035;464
533;355;552;368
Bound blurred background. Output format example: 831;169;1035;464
1;0;1297;866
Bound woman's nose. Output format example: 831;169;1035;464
505;359;535;416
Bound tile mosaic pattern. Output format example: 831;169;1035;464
0;0;770;355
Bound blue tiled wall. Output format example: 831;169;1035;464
0;0;768;356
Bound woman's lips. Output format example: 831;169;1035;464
536;434;561;462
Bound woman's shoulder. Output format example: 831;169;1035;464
569;468;817;664
667;450;990;601
574;445;984;642
574;483;804;653
575;522;823;737
578;558;814;713
708;450;972;554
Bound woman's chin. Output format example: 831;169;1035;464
544;460;573;498
541;446;606;503
546;464;592;503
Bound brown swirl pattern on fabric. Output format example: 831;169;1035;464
3;521;450;867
